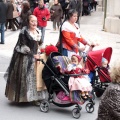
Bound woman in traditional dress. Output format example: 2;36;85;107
5;15;43;103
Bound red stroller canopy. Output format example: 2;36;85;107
86;47;112;82
86;47;112;71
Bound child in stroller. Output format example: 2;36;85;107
86;47;112;97
40;52;95;118
65;54;92;100
101;57;110;74
54;54;92;101
88;57;110;83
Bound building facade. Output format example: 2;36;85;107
105;0;120;34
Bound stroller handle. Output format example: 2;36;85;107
61;73;87;77
36;58;45;64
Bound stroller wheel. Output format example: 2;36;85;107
72;108;81;119
85;103;94;113
40;100;50;113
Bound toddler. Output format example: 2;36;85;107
101;57;110;75
101;57;108;68
66;54;92;100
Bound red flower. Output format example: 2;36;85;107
45;45;58;56
40;48;45;53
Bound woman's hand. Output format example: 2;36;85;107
88;41;99;47
34;54;40;59
34;54;41;64
78;46;86;52
84;69;90;74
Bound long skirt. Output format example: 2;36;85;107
68;76;92;92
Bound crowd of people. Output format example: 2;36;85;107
1;0;120;119
0;0;98;44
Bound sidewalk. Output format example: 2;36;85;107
0;10;120;65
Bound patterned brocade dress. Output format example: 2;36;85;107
5;27;43;102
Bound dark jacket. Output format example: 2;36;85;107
50;4;63;21
0;1;7;23
20;9;32;29
6;1;14;19
59;0;66;8
69;0;82;16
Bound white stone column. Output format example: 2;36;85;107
114;0;120;17
105;0;120;34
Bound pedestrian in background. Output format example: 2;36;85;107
82;0;91;16
28;0;34;12
17;1;22;13
93;0;98;11
96;60;120;120
48;0;54;10
68;0;82;25
5;15;43;103
33;0;39;9
5;0;16;31
58;0;65;19
33;0;50;42
19;1;32;29
12;0;20;30
64;0;69;19
0;0;7;44
50;0;63;31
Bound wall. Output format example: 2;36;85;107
105;0;120;34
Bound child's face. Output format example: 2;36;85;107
71;56;79;65
102;60;108;68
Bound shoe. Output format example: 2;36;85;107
0;42;4;44
85;92;89;96
81;96;88;100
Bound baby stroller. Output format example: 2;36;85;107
85;47;112;97
38;52;95;119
